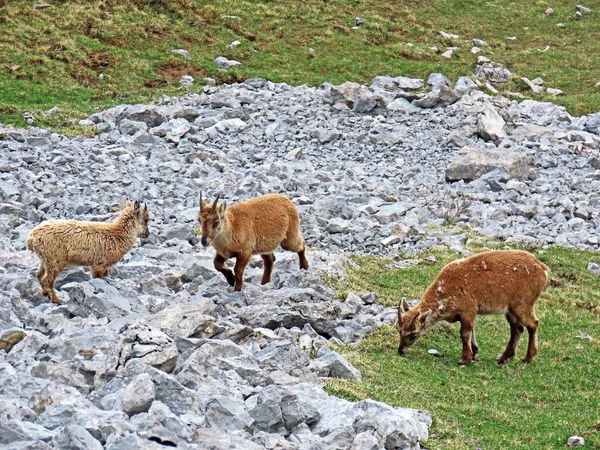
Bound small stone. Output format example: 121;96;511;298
485;82;499;94
179;75;194;87
354;17;367;26
24;112;35;124
214;56;241;68
587;262;600;276
428;349;443;357
576;5;593;13
557;23;566;28
381;236;400;247
567;436;585;447
286;148;303;160
171;49;190;57
439;30;460;39
226;40;241;49
441;49;454;58
471;46;481;54
545;8;554;15
546;88;565;96
576;334;593;341
573;11;582;20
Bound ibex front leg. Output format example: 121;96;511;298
214;254;235;287
459;315;476;365
233;251;251;292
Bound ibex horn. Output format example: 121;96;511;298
211;193;221;213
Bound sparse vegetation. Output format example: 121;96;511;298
1;0;600;132
326;242;600;449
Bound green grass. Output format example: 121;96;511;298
1;0;600;132
326;243;600;449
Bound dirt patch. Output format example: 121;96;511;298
157;62;206;83
86;50;113;70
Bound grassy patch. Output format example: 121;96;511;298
327;244;600;449
1;0;600;132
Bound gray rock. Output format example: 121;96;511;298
454;76;478;94
427;73;451;88
52;424;103;450
309;346;362;380
446;146;531;181
477;106;507;141
205;395;253;432
120;374;156;416
587;262;600;276
475;60;512;83
567;436;585;447
351;431;380;450
118;106;167;128
213;56;241;68
353;88;379;113
329;81;361;106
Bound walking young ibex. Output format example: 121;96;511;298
26;201;150;304
397;250;550;365
198;193;309;291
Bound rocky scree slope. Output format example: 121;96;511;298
1;73;600;449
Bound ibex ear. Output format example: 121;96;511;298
134;200;141;212
420;310;432;326
220;200;227;217
199;192;207;210
401;297;411;313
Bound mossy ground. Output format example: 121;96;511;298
1;0;599;133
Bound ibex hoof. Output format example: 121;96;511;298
458;359;472;366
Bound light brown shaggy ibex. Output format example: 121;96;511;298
397;250;550;365
198;193;309;291
26;201;150;305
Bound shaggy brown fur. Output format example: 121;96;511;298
26;201;149;305
396;250;550;365
198;193;309;291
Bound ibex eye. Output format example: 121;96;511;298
212;223;219;229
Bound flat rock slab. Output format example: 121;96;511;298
445;145;531;182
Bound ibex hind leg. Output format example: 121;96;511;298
281;235;309;271
261;253;276;285
92;266;109;279
41;264;64;305
497;310;524;364
513;305;539;363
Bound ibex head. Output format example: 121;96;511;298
127;200;150;239
396;298;431;355
198;192;227;247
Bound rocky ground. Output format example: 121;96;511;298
1;68;600;449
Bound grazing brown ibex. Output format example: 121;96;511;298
26;201;150;304
198;193;309;291
396;250;550;365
